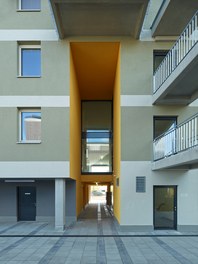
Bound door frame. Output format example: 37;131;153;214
153;185;177;230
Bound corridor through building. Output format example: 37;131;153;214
78;203;113;221
67;202;117;237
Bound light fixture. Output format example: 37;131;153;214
4;180;35;183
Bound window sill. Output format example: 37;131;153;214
17;76;41;78
17;9;41;12
17;140;41;144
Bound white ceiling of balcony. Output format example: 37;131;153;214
151;0;198;37
49;0;149;39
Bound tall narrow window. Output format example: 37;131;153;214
153;50;168;73
19;45;41;77
19;110;41;142
82;101;113;174
153;116;177;160
19;0;41;10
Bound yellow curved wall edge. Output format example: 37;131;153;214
70;49;83;216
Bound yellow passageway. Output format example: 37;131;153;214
70;42;121;223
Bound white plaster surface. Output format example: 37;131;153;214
120;161;198;227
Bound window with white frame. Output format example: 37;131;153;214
19;110;41;142
19;0;41;10
19;45;41;77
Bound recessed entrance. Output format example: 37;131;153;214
154;186;177;229
17;186;36;221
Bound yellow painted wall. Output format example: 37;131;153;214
70;42;120;216
84;184;89;207
70;48;83;216
113;45;121;223
70;42;119;100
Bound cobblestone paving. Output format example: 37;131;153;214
0;204;198;263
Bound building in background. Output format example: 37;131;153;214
0;0;198;231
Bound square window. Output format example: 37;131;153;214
20;0;41;10
19;46;41;77
153;116;177;139
19;110;41;142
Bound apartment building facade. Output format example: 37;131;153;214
0;0;198;231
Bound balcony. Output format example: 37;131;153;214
49;0;149;39
152;113;198;170
153;11;198;105
151;0;198;38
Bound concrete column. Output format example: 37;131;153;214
55;178;65;231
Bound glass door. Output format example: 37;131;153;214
154;186;177;229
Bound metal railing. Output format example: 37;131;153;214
153;113;198;161
153;11;198;94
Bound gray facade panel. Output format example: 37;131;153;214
0;180;54;220
66;180;76;222
0;183;17;216
120;41;173;95
37;181;55;217
121;107;153;161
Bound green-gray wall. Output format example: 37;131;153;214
0;41;70;96
0;0;53;29
0;108;69;161
120;40;198;161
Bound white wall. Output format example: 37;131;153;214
120;161;198;229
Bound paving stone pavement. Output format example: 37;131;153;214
0;203;198;263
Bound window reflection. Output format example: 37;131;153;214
21;48;41;77
21;0;41;10
21;111;41;141
154;186;176;229
81;101;112;174
82;130;112;173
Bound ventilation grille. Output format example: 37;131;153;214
136;176;146;193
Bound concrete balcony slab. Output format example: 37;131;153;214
49;0;149;39
153;42;198;105
152;145;198;170
151;0;198;37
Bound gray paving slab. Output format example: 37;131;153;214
1;203;198;263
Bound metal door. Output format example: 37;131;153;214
18;186;36;221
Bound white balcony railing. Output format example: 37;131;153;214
153;113;198;161
153;11;198;94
